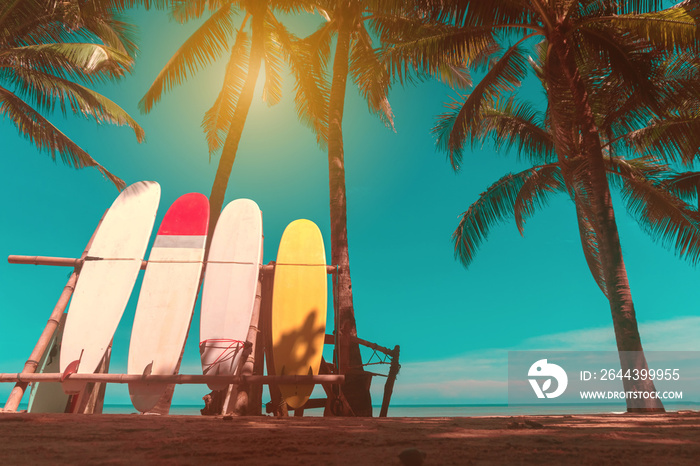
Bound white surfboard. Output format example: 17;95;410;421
127;193;209;413
60;181;161;394
200;199;263;390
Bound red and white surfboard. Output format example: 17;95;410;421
127;193;209;413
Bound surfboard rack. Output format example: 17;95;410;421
8;256;339;275
4;255;398;417
0;373;345;385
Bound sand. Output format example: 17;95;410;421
1;411;699;465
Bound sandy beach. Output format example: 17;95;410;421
1;411;699;465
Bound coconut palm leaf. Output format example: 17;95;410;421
378;19;496;87
569;28;666;128
0;85;126;189
419;0;537;29
611;163;700;264
666;171;700;205
4;43;134;84
0;0;151;190
623;113;700;165
262;13;283;106
597;4;699;51
81;12;139;55
477;97;555;165
170;0;216;23
513;164;565;234
201;27;249;155
268;15;329;148
349;26;393;129
72;1;140;55
453;168;542;267
6;66;144;140
140;2;236;113
433;43;530;169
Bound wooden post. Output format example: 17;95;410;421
3;213;104;412
318;358;353;416
260;262;287;416
379;345;400;418
233;256;264;416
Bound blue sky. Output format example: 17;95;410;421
2;6;700;409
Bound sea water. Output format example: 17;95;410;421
93;402;699;417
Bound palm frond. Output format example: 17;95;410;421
665;171;700;205
415;0;537;31
170;0;210;23
3;43;134;83
478;97;555;165
378;17;497;86
433;43;529;169
269;16;330;149
262;12;283;106
70;0;139;55
349;25;393;129
573;25;661;114
622;113;700;165
596;3;700;52
513;163;565;234
272;0;317;14
453;168;538;267
610;159;700;264
201;27;250;155
4;61;144;142
0;85;125;189
433;62;472;89
139;2;235;113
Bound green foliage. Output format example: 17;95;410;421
1;0;150;190
141;0;328;157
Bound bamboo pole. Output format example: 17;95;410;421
379;345;400;418
0;373;345;385
233;250;264;415
3;213;105;412
8;255;148;270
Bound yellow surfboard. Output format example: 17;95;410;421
271;219;327;409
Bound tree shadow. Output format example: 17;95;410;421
272;310;326;408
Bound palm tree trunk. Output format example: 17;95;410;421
207;9;266;240
327;10;372;416
550;37;663;412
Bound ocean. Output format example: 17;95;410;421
91;402;699;417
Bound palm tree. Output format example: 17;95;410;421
381;1;700;411
1;0;148;190
299;0;413;416
140;0;326;237
450;94;700;292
